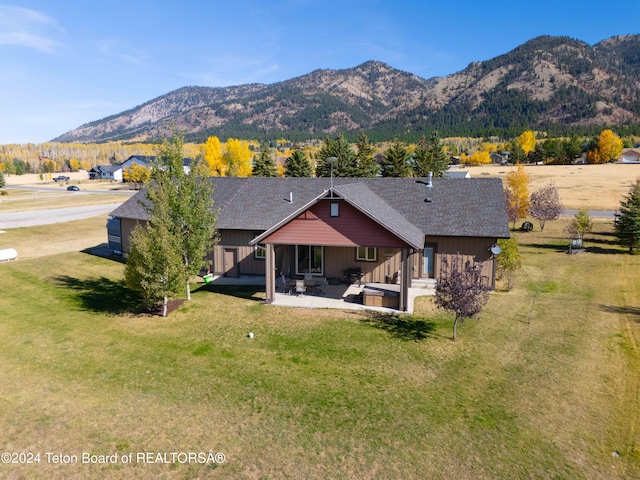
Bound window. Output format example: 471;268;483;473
255;243;266;259
356;247;377;262
330;202;339;217
296;245;323;275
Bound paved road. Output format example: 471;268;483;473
562;209;616;219
0;203;122;229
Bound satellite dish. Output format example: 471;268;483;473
490;245;502;255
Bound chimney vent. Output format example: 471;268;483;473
427;171;433;188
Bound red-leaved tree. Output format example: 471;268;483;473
434;253;491;341
529;182;563;231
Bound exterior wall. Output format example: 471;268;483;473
413;236;497;286
119;218;142;253
206;229;265;276
263;199;412;248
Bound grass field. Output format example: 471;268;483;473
461;163;640;211
0;217;638;479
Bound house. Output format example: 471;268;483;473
443;170;471;179
110;177;510;311
490;152;510;165
121;155;192;176
89;164;123;181
617;148;640;164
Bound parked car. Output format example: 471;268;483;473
53;175;70;182
67;185;80;191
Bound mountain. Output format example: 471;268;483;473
53;34;640;143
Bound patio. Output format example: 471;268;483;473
205;275;434;314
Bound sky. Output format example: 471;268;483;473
0;0;638;144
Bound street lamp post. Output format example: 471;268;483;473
327;156;338;197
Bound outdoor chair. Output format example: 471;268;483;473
293;279;306;295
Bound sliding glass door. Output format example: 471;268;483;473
296;245;324;275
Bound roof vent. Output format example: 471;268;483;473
289;192;293;203
427;171;433;188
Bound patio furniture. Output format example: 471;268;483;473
343;267;363;286
292;279;306;295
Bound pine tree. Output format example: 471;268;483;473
381;139;411;177
614;179;640;253
252;145;278;177
412;131;449;177
355;131;378;177
315;134;358;177
284;149;313;177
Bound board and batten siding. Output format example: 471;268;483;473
206;229;264;276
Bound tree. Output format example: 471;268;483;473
125;132;218;313
124;210;184;317
504;164;530;229
509;142;526;164
565;209;593;242
561;136;583;164
252;145;278;177
434;253;491;341
519;130;536;156
205;136;226;176
614;179;640;253
284;149;313;177
529;182;563;231
0;170;4;188
355;131;378;177
462;150;491;165
381;139;411;177
315;134;358;178
123;162;150;190
597;129;623;162
225;138;252;177
496;237;522;291
412;131;450;177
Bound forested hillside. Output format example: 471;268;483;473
53;35;640;144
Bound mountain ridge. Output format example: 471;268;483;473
53;34;640;143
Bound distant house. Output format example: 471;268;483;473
89;164;123;181
121;155;192;176
490;152;510;165
110;177;510;311
444;170;471;179
617;148;640;164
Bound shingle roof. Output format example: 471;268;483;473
111;177;510;239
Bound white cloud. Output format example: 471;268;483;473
0;4;62;53
95;38;145;64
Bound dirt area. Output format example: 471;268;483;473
464;163;640;211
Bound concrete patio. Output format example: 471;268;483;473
206;275;434;314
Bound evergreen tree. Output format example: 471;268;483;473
0;170;4;188
252;144;278;177
315;134;358;177
614;179;640;253
413;131;449;177
284;149;313;177
355;131;378;177
381;139;411;177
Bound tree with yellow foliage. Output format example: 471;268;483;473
225;138;252;177
204;136;225;176
69;158;80;171
461;150;491;165
124;162;151;190
597;129;623;163
505;164;530;229
518;130;536;156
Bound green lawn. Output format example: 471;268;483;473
0;219;638;479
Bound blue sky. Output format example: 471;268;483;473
1;0;638;144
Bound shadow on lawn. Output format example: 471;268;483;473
53;275;142;315
360;312;441;341
600;304;640;321
193;284;264;302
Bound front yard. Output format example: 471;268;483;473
0;218;638;479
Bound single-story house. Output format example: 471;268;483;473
89;164;123;181
121;155;192;176
617;148;640;164
443;170;471;179
109;176;510;311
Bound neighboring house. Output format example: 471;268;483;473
490;152;510;165
89;164;123;181
121;155;192;176
617;148;640;164
110;177;510;311
443;170;471;179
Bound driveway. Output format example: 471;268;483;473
0;203;122;229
